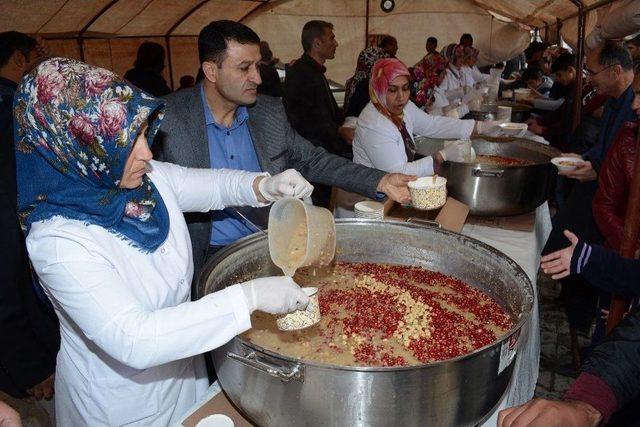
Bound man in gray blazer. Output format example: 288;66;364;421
155;20;413;277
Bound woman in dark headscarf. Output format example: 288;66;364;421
343;46;390;117
14;57;311;426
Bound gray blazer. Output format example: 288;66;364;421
155;84;385;276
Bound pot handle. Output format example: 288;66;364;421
473;169;505;178
406;218;441;228
227;351;304;383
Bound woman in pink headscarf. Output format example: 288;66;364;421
352;58;494;177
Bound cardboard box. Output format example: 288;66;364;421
385;197;469;233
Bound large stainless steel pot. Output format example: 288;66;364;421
198;220;534;427
415;137;560;216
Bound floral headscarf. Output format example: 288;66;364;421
14;57;169;252
412;52;448;108
369;58;417;161
344;46;390;113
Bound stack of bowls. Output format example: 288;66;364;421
354;201;384;219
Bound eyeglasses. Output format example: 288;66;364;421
584;64;617;78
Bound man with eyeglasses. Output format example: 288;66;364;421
542;41;635;359
562;42;636;182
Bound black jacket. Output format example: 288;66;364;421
257;63;282;98
571;241;640;297
124;68;171;97
583;304;640;413
0;77;59;398
283;53;347;156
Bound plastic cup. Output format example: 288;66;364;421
408;176;447;210
354;201;384;219
497;106;512;122
268;198;336;277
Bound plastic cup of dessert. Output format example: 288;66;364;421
498;122;528;136
551;156;585;172
408;176;447;210
514;88;531;101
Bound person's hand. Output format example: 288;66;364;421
0;400;21;427
241;276;309;314
376;173;415;204
559;160;597;182
26;374;54;400
255;169;314;202
526;118;537;126
338;126;355;144
498;398;601;427
540;230;579;279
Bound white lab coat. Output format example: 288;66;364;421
429;86;450;116
460;66;476;89
440;67;464;102
26;161;266;426
352;101;475;176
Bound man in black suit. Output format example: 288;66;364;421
283;20;355;207
0;31;59;402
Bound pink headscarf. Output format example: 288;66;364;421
369;58;417;161
369;58;411;129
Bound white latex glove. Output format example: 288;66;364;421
241;276;310;314
457;103;470;117
258;169;314;202
476;120;501;136
439;140;475;163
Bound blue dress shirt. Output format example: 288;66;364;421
200;86;263;246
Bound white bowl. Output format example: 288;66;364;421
196;414;234;427
551;156;585;172
498;122;528;136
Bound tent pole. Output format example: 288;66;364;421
569;0;585;133
563;0;617;21
365;0;370;49
607;128;640;333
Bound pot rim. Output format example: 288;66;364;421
202;219;534;372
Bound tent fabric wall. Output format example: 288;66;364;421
0;0;635;90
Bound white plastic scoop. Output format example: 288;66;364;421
268;198;336;277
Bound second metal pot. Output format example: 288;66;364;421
415;137;559;216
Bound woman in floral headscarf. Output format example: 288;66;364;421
14;58;313;426
343;46;390;117
411;52;449;114
351;58;494;178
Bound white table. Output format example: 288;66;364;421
469;203;552;426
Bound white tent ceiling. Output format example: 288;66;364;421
0;0;632;88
